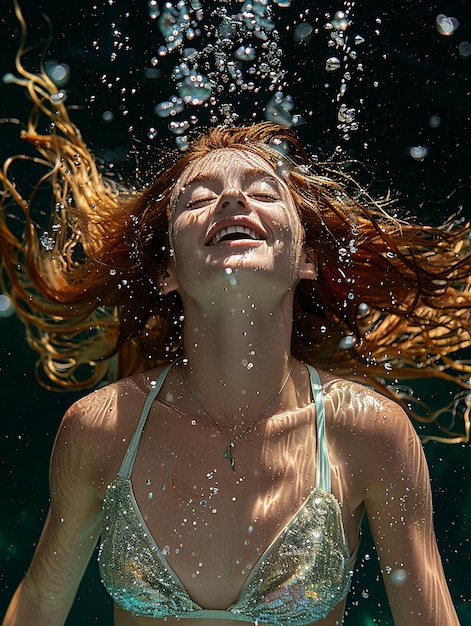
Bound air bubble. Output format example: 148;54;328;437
177;71;212;105
154;97;185;118
435;14;459;36
338;336;355;350
408;145;429;161
102;110;114;122
45;60;70;86
332;11;349;31
458;41;471;60
428;114;441;128
264;92;295;127
293;22;313;44
390;568;408;586
148;0;160;20
234;46;257;61
40;232;55;251
0;294;14;318
325;57;341;72
169;120;190;135
50;91;67;104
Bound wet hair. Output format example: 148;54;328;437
1;27;471;441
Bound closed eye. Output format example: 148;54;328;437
249;193;280;202
185;197;216;209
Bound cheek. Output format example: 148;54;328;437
170;211;201;250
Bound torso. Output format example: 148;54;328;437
91;362;368;625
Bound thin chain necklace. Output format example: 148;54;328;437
180;361;293;473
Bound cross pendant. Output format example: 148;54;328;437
224;443;236;473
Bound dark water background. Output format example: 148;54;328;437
1;0;470;623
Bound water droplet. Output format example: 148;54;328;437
361;590;369;599
391;568;408;586
40;232;55;251
338;104;356;123
50;90;67;104
338;336;355;350
325;56;341;72
428;114;441;128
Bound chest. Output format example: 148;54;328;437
125;403;318;596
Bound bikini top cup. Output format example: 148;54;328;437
98;364;352;625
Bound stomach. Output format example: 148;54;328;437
113;601;348;625
114;605;252;626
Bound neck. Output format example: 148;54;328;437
180;291;295;423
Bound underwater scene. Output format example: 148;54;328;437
1;0;470;624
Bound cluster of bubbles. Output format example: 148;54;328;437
148;0;301;148
323;10;365;142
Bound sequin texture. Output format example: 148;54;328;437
98;477;351;624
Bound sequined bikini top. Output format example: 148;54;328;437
98;364;352;625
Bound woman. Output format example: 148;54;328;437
0;32;468;625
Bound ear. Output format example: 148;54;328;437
158;257;179;294
297;247;318;281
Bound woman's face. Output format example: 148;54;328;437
164;149;316;302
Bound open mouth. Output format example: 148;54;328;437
208;225;264;246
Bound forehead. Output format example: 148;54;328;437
175;148;281;192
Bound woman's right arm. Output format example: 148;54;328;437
2;392;113;626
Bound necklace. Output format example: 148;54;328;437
180;361;293;473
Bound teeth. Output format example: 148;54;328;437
210;225;262;246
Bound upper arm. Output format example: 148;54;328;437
360;397;459;625
3;389;116;626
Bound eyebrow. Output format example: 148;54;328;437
182;168;283;189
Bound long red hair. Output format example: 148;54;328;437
1;14;471;441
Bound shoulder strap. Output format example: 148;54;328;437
118;363;174;478
305;364;331;493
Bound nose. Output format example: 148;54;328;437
217;187;249;212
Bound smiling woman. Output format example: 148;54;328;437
1;31;471;626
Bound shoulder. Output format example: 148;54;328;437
319;373;424;479
53;365;170;486
60;364;169;433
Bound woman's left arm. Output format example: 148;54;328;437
362;399;460;625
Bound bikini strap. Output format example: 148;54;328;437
305;364;331;493
118;363;174;479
